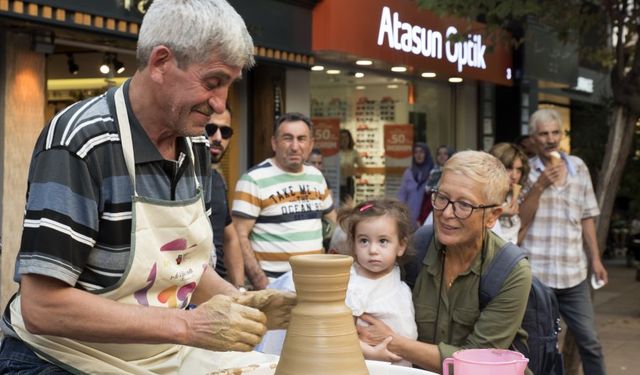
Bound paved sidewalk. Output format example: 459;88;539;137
592;258;640;374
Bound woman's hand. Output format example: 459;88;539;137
501;196;519;217
360;337;403;363
356;313;396;346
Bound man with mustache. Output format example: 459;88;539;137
0;1;295;373
232;112;337;289
519;108;608;375
206;106;245;288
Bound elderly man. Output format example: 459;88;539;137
0;1;294;373
519;108;608;375
207;106;245;288
233;113;337;289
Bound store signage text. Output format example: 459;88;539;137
376;6;487;73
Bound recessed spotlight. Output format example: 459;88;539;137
421;72;437;78
448;77;463;83
356;85;366;90
326;69;341;75
356;60;373;66
311;65;325;71
391;66;407;72
387;84;399;89
355;72;364;78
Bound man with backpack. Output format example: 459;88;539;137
520;108;608;375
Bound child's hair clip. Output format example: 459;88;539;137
359;202;374;212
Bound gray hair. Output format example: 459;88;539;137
442;150;510;205
529;108;562;134
137;0;254;70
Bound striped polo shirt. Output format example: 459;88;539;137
232;159;333;274
14;80;213;291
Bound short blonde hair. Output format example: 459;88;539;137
442;150;510;204
529;108;562;134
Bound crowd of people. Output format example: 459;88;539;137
0;0;609;374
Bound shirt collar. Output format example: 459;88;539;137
426;229;501;278
531;152;576;176
110;79;189;165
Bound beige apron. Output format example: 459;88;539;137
8;86;274;374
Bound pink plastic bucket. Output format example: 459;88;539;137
442;349;528;375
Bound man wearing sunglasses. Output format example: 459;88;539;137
206;107;245;289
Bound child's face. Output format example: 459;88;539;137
353;215;406;279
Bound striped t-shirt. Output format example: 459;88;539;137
14;81;213;291
232;159;333;273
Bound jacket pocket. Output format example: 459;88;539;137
414;303;437;342
450;307;479;344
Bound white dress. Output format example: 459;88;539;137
345;265;418;367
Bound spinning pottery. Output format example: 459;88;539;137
275;254;368;375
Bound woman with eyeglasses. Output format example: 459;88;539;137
357;150;532;374
489;143;530;245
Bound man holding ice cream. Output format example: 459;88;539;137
519;108;608;375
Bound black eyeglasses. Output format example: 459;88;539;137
205;123;234;139
431;190;499;219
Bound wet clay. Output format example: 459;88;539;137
275;254;368;375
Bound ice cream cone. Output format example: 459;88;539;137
512;183;522;199
549;151;562;166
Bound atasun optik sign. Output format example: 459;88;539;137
376;6;487;73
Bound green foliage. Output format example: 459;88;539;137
416;0;635;71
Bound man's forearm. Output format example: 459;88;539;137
223;224;245;288
519;182;545;230
20;274;190;345
582;217;602;259
238;236;268;289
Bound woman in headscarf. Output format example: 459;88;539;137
397;143;434;227
418;145;455;225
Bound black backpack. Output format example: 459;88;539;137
406;225;564;375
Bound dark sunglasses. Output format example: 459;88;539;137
205;123;234;139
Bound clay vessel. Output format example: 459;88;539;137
275;254;368;375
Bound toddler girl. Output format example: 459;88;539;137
339;198;418;366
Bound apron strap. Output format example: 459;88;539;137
114;85;201;196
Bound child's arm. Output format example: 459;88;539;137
359;336;403;362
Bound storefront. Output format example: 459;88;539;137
310;0;513;201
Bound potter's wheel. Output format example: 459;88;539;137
209;360;438;375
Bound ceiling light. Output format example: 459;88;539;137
66;53;79;75
387;84;399;89
356;85;366;90
356;60;373;66
326;69;341;75
448;77;463;83
421;72;437;78
391;66;407;72
355;72;364;78
112;54;125;74
311;65;324;71
99;54;110;75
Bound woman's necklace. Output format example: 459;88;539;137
444;253;457;288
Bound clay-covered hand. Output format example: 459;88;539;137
360;337;403;363
234;289;297;330
186;294;267;352
356;313;395;346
